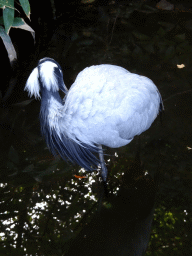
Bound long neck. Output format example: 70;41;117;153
40;87;64;135
39;86;101;174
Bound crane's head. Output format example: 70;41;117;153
24;57;68;99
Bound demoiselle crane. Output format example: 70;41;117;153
25;57;163;183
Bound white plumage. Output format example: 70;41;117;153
25;57;163;182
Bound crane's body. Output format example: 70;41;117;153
25;58;163;182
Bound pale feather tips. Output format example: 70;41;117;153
41;123;101;173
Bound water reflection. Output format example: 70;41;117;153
65;154;156;256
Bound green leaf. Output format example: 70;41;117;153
12;17;35;41
3;2;14;34
0;0;14;8
12;17;25;27
19;0;30;18
0;26;17;64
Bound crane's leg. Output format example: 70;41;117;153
98;145;108;182
97;145;108;209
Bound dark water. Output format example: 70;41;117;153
1;1;192;255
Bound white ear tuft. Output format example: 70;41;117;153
25;67;41;99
